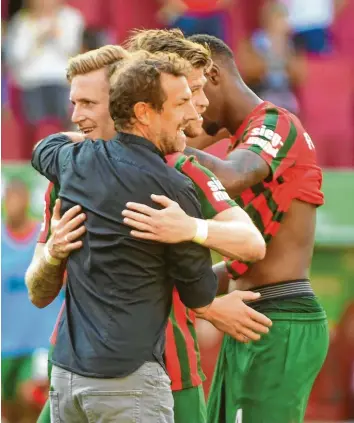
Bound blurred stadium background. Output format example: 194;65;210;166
1;0;354;422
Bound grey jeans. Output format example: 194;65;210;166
50;362;174;423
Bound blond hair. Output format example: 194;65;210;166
66;45;131;82
109;52;191;131
124;28;212;71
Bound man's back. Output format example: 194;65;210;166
32;132;216;378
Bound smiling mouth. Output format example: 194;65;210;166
80;127;95;135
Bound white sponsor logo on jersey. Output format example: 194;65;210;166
246;126;283;158
304;132;315;150
207;177;231;202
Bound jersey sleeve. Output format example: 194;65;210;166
236;108;299;180
166;152;238;220
38;182;60;243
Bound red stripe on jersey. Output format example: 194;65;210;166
172;290;200;387
240;188;256;205
50;301;65;345
165;315;183;391
38;182;54;243
180;159;230;215
264;221;281;237
251;195;274;227
227;260;249;277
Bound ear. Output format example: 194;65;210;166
207;63;221;86
133;102;150;126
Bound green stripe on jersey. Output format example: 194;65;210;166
169;305;192;389
244;203;265;233
186;310;205;383
271;121;297;173
263;107;279;129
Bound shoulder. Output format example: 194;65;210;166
244;103;305;143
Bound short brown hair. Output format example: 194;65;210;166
66;45;131;82
109;53;191;131
124;29;212;71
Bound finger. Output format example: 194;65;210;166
63;240;83;252
239;327;261;342
123;218;154;233
248;309;273;327
125;202;157;216
233;332;250;343
130;230;159;241
59;205;82;226
151;194;175;208
65;225;86;241
62;213;86;233
52;199;62;221
122;210;154;224
241;317;270;334
239;291;261;302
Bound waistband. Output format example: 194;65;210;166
244;279;314;305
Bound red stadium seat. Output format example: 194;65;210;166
106;0;160;43
1;112;26;161
67;0;105;29
297;56;354;168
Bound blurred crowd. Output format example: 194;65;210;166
2;0;354;167
1;0;354;422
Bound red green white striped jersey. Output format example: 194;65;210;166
225;101;324;280
39;154;238;391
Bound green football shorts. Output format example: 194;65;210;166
207;296;329;423
173;385;207;423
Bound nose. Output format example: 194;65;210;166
195;90;209;113
71;105;85;125
184;99;199;123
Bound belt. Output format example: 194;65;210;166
244;279;314;304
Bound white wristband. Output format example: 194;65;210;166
192;219;209;245
44;244;62;266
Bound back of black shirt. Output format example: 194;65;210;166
32;132;217;378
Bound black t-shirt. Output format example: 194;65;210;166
32;132;217;378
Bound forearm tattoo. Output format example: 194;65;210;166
184;147;270;197
26;256;65;304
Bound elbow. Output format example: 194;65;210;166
28;292;53;309
25;274;53;309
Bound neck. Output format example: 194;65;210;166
124;126;162;152
223;77;263;134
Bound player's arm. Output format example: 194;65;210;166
184;146;270;198
184;111;298;199
213;260;230;295
123;154;265;261
165;186;272;342
123;196;265;262
26;185;86;308
25;242;66;308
